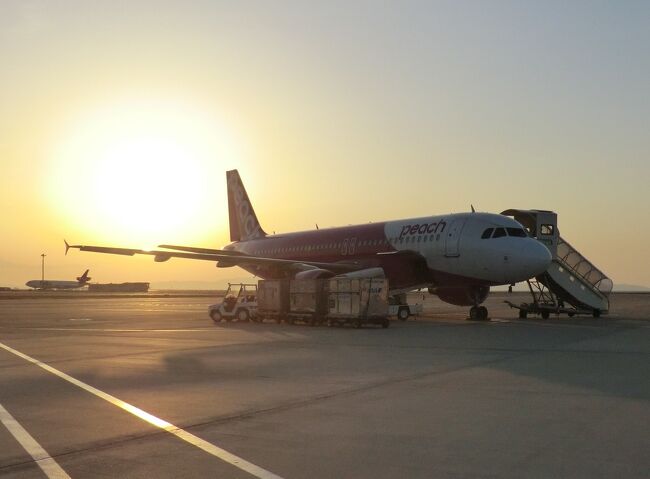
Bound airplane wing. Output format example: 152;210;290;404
157;244;247;255
64;241;362;273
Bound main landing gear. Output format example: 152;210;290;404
468;305;489;321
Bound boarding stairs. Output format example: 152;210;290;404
502;210;613;317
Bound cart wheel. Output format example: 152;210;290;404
237;309;250;322
518;309;527;319
210;311;222;323
478;306;489;321
397;307;409;321
541;310;550;319
568;312;575;318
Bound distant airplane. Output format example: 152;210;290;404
26;269;91;290
66;170;551;320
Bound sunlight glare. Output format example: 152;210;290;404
46;97;240;245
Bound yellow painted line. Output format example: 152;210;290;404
0;341;283;479
0;402;71;479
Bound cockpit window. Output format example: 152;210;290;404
493;227;506;238
481;228;494;239
506;228;527;237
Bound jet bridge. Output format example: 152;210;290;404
501;209;612;317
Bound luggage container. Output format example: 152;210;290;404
288;279;327;325
326;278;389;328
257;279;290;323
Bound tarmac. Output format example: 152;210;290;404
0;292;648;478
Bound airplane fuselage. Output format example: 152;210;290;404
226;212;551;294
25;280;87;290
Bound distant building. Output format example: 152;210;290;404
88;282;149;292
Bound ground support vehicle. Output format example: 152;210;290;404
501;209;611;318
504;277;594;319
325;278;389;328
209;283;258;323
256;279;289;323
388;301;423;321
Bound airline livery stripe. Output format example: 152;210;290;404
0;401;71;479
0;341;284;479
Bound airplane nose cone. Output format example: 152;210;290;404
524;240;553;278
505;239;553;284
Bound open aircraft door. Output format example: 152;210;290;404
444;218;466;257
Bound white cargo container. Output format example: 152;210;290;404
257;279;290;322
326;278;389;328
288;279;327;324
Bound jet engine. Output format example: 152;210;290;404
429;285;490;306
336;267;385;279
294;268;335;280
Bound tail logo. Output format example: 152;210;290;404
227;172;264;241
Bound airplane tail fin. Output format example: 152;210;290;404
77;269;91;283
226;170;267;242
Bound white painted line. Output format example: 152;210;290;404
0;402;71;479
0;341;283;479
10;328;217;332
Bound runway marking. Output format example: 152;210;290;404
0;341;283;479
0;402;71;479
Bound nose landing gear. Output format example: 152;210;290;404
468;305;489;321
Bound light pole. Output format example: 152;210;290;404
41;253;46;282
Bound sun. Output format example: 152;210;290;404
91;135;203;235
47;97;240;245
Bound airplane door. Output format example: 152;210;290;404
444;218;467;257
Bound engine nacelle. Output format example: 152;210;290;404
294;268;335;280
335;267;385;279
431;285;490;306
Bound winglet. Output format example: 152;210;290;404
471;204;476;213
65;240;70;255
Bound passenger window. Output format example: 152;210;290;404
506;228;527;237
493;228;506;238
481;228;493;239
541;224;555;235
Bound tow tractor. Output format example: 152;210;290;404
388;294;423;321
209;283;258;323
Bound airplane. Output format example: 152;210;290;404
66;170;552;320
26;269;91;290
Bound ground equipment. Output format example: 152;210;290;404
208;283;258;322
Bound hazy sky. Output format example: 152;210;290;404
1;1;649;288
